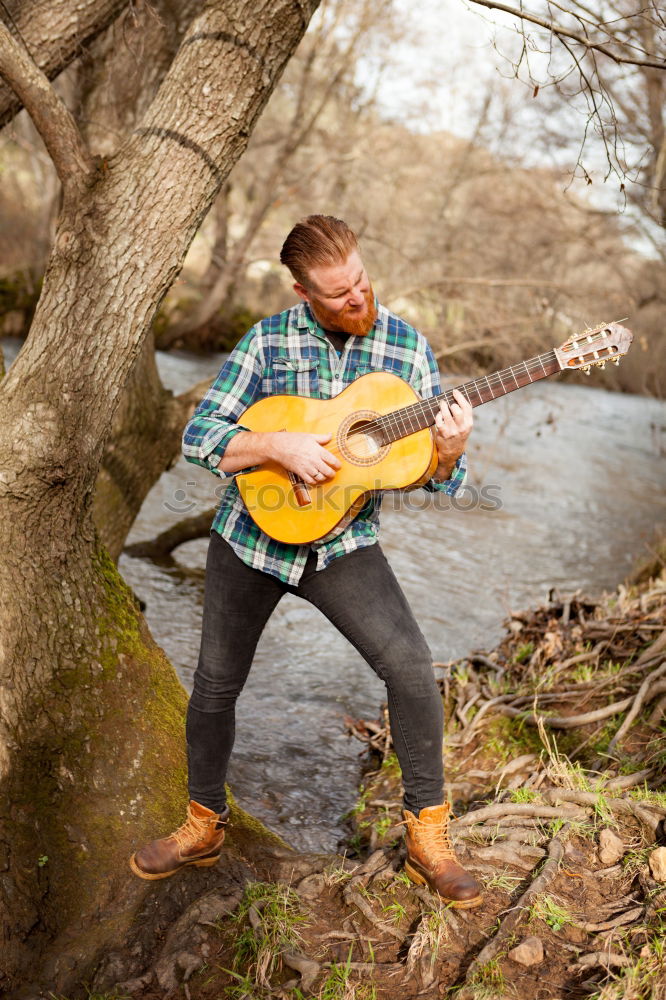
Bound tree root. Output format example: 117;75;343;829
540;789;666;834
580;905;644;933
344;887;407;943
452;803;589;827
607;661;666;753
282;950;320;991
570;950;633;970
461;824;570;992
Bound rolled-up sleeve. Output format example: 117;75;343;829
182;329;262;477
413;342;467;497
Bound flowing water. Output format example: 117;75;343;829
4;338;665;851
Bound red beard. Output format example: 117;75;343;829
309;285;377;337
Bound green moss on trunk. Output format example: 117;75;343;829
8;544;287;993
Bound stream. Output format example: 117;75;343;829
5;338;665;852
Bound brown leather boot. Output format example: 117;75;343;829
403;803;482;908
129;800;230;880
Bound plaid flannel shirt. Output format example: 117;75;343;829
182;301;467;585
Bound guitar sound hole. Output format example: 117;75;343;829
338;411;390;466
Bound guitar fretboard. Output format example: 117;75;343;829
371;350;560;444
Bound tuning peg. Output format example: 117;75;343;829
597;361;606;370
612;357;620;365
582;365;591;375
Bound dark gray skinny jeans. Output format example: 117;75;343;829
187;531;444;815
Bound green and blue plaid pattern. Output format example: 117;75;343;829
183;301;467;584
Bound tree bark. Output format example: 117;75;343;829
0;0;320;990
73;0;216;559
92;332;214;561
75;0;203;156
0;0;130;128
159;0;393;349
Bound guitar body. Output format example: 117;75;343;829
236;371;438;544
233;321;634;545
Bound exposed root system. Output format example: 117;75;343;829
92;566;666;1000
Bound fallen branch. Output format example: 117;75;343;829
124;507;217;560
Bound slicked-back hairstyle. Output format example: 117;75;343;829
280;215;358;288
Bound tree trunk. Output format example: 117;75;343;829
0;0;319;990
75;0;202;157
158;0;387;349
0;0;130;128
92;330;213;561
74;0;215;560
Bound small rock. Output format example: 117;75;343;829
508;936;544;966
649;846;666;882
296;872;326;899
598;828;624;866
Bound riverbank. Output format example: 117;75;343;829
88;550;665;1000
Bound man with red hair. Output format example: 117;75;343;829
130;215;481;908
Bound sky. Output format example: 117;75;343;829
357;0;663;249
371;0;517;135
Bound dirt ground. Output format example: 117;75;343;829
95;564;666;1000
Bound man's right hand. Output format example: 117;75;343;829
218;430;341;483
267;431;341;485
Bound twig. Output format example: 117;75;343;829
467;0;666;68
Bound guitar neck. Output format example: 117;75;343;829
380;350;561;443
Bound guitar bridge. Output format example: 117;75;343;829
288;471;311;507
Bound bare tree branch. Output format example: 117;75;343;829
0;20;92;193
0;0;130;128
467;0;666;69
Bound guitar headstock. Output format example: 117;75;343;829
554;322;633;374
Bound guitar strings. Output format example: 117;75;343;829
366;352;558;441
314;352;558;463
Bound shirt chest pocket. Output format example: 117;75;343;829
261;357;320;397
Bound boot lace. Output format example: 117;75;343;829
409;809;456;864
171;808;215;851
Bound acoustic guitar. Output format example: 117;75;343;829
236;322;633;544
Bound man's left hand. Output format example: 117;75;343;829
433;388;473;481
